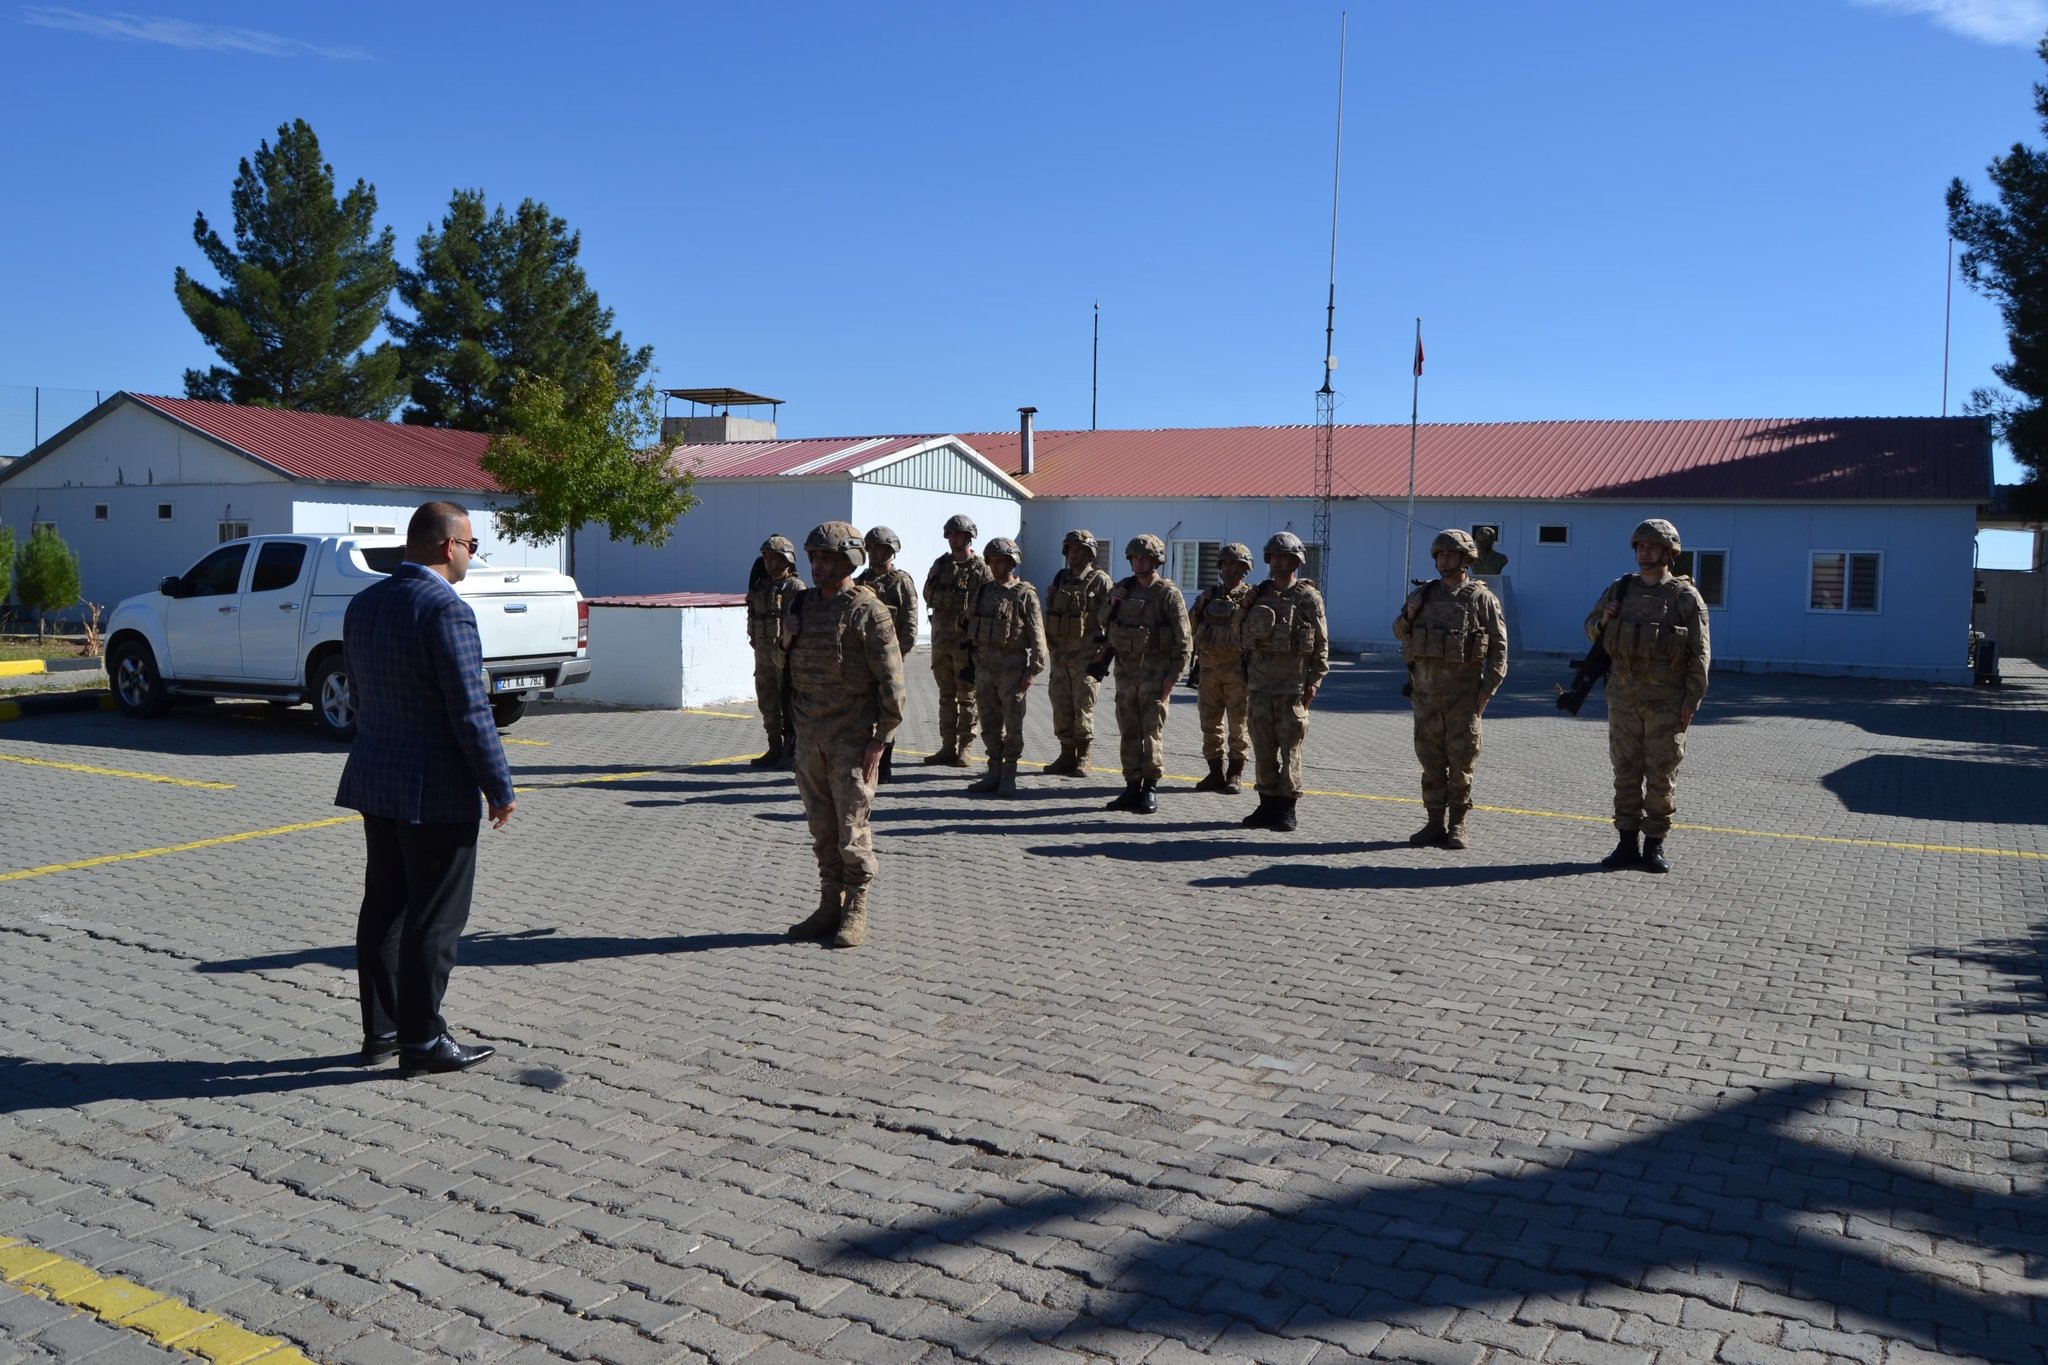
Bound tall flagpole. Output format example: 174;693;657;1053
1403;318;1422;588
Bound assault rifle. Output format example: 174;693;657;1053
1086;590;1123;682
958;638;978;684
1555;574;1632;716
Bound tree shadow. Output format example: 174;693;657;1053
1915;918;2048;1094
0;1052;376;1116
1191;860;1602;890
824;1078;2043;1362
1026;839;1405;863
194;926;787;976
1822;754;2048;824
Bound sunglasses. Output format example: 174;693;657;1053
448;537;480;554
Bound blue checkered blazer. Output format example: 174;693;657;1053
335;563;515;823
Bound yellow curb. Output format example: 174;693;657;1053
13;1257;103;1297
683;707;754;719
0;659;48;677
181;1320;292;1363
0;1244;61;1280
72;1276;164;1319
501;736;548;746
0;815;363;884
121;1298;218;1345
0;753;235;789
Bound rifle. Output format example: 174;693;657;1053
1556;575;1633;716
1087;588;1124;682
958;639;978;684
1184;583;1215;687
1399;579;1437;698
778;588;806;758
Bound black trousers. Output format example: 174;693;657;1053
356;816;480;1045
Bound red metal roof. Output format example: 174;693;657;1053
668;434;937;479
967;418;1993;502
130;394;498;490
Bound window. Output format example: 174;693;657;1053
351;523;397;535
358;545;404;574
1675;549;1728;608
93;504;109;522
218;520;250;543
156;503;174;521
181;544;248;598
1169;540;1222;594
1537;524;1569;545
1809;551;1880;613
251;541;307;593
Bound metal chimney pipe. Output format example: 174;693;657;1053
1018;406;1038;476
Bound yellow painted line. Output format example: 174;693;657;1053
0;752;235;789
513;769;657;791
0;1235;317;1361
684;707;755;719
0;659;48;677
501;736;548;746
0;816;362;884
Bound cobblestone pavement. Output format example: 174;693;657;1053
1;655;2043;1364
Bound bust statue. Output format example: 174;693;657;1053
1471;525;1508;576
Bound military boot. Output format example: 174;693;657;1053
967;761;1001;793
922;746;959;766
996;761;1019;797
1444;806;1471;850
1601;830;1642;870
1223;756;1245;794
1270;796;1298;832
1044;743;1079;776
1134;778;1159;814
831;886;870;948
749;743;783;769
787;884;842;940
1409;808;1448;846
1105;780;1142;812
1195;758;1228;792
1071;745;1091;774
1242;795;1278;829
1640;838;1670;874
947;742;975;769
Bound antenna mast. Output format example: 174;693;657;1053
1313;12;1347;585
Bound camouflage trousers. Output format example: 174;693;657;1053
1047;649;1101;750
791;723;878;888
975;655;1034;762
1410;686;1483;809
1248;691;1308;798
929;644;978;753
1608;694;1688;837
752;644;788;749
1113;668;1173;781
1196;657;1249;762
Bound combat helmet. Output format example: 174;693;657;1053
943;513;978;538
1125;533;1166;561
1431;529;1478;561
984;536;1022;564
761;534;797;564
805;521;867;568
1631;518;1682;553
1218;542;1254;568
1263;531;1307;563
1060;528;1099;559
863;525;902;554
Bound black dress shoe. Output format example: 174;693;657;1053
359;1034;399;1066
398;1033;497;1077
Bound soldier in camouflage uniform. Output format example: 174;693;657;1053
961;537;1049;798
1393;530;1508;849
782;522;906;949
1042;529;1113;777
1238;532;1329;833
858;526;919;783
746;535;806;768
1584;518;1711;875
1190;542;1255;795
1096;533;1191;815
920;514;992;767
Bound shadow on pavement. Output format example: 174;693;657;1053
1821;753;2048;824
825;1078;2044;1363
1026;838;1405;862
0;1052;373;1115
195;926;787;975
1916;916;2048;1094
1191;859;1601;890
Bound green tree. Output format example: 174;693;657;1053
15;524;81;640
481;371;696;579
0;525;14;611
1948;35;2048;503
392;190;652;431
173;118;405;418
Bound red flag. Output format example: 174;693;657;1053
1413;334;1425;378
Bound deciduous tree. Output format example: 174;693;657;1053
15;524;81;640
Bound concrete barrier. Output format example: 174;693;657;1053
579;593;753;710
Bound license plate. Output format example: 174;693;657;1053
493;674;546;693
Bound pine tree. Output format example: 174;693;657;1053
15;524;81;640
173;118;405;418
392;191;652;430
1948;36;2048;502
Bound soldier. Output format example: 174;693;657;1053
1393;530;1508;849
1042;529;1113;776
858;526;919;783
1096;534;1191;814
961;537;1048;797
1238;532;1329;833
1585;518;1711;874
782;522;906;948
921;514;992;767
1190;542;1255;794
745;535;806;768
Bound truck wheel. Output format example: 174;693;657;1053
108;640;171;718
491;696;527;729
311;655;357;742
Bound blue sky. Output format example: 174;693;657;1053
2;0;2044;566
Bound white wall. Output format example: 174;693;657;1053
290;493;565;572
1023;496;1978;683
572;478;856;599
579;602;753;709
1;400;277;489
849;483;1021;643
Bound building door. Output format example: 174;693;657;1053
239;540;311;680
162;543;249;678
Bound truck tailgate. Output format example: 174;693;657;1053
458;568;580;662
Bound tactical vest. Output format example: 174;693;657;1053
1602;582;1695;670
1194;584;1250;657
1403;583;1485;664
966;581;1033;649
1240;583;1320;658
1045;569;1107;645
747;575;801;649
926;556;988;639
1104;580;1173;660
787;587;880;695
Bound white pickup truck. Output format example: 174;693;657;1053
104;534;591;740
